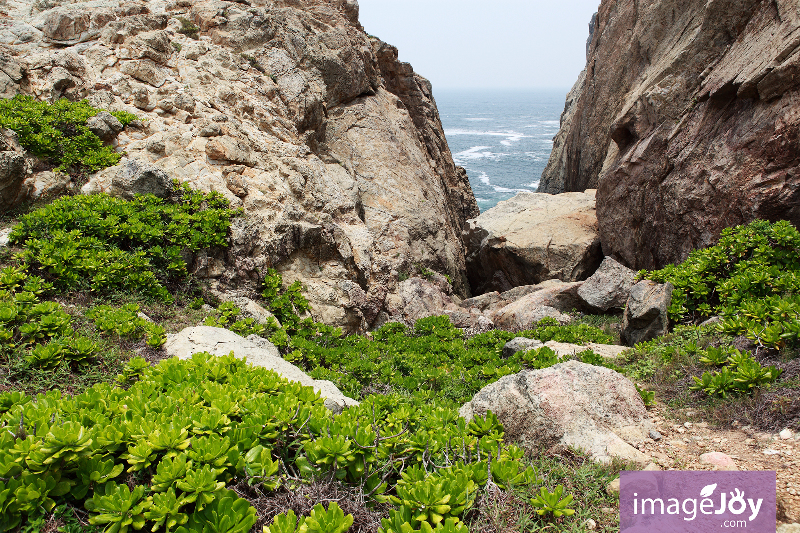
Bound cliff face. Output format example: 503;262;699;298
0;0;478;330
539;0;800;270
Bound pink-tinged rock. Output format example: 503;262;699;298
460;360;654;466
699;452;739;471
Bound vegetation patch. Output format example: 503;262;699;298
0;95;137;172
9;183;240;302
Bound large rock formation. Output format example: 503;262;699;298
540;0;800;270
463;190;601;295
0;0;478;332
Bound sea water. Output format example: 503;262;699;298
436;89;567;213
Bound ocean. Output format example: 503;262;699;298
435;89;568;213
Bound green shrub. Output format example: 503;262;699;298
0;95;136;172
86;304;166;348
0;353;540;531
10;186;240;302
690;349;782;398
645;220;800;349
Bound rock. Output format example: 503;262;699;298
577;257;636;311
777;525;800;533
110;158;172;200
700;316;723;327
543;341;628;360
541;0;800;271
87;111;123;142
699;452;738;471
584;518;597;530
460;360;654;466
205;136;253;166
458;291;503;312
491;281;583;330
0;227;11;246
384;277;454;326
165;326;357;412
2;0;480;333
502;337;544;358
606;478;620;496
642;462;660;471
780;428;793;440
464;190;602;295
648;429;661;441
621;281;673;346
443;308;494;331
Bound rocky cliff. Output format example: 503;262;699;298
0;0;478;331
539;0;800;270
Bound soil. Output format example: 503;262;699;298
635;404;799;525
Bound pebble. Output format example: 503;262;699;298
584;519;597;530
699;452;738;471
764;449;781;456
781;429;794;440
649;430;662;441
669;440;688;448
606;478;620;496
676;427;686;434
600;507;616;515
0;228;11;247
684;422;693;429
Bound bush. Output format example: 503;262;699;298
645;220;800;349
10;186;240;301
0;95;136;172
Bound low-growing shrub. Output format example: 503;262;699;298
0;94;136;172
645;220;800;349
0;353;545;531
10;185;240;301
87;303;166;348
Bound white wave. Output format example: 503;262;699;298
539;120;560;126
478;172;491;185
526;181;540;188
493;185;529;193
475;197;490;203
444;129;530;139
453;146;506;164
464;117;492;121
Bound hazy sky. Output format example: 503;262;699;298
358;0;600;90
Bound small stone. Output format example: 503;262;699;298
780;429;793;440
648;429;662;441
763;449;781;456
642;462;661;471
600;507;615;515
137;312;153;323
584;518;597;530
676;427;686;434
668;440;687;448
684;422;692;429
0;227;12;247
606;478;620;496
699;452;738;471
146;139;166;155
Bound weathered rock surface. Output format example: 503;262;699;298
165;326;357;412
0;130;31;210
109;158;172;199
502;337;544;358
577;257;637;311
460;360;653;465
464;190;602;295
541;0;800;270
491;281;582;330
622;281;673;346
0;0;478;332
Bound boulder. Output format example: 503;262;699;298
165;326;357;413
460;360;653;466
502;337;544;358
621;281;673;346
110;158;172;200
464;190;602;295
491;281;582;330
577;257;636;311
0;148;28;212
384;277;455;326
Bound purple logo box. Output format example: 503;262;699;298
621;471;776;533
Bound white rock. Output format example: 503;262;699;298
165;326;358;412
780;428;793;440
